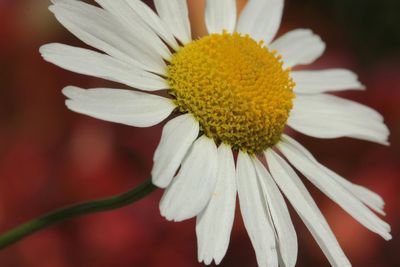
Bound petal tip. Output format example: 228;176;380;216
150;174;168;189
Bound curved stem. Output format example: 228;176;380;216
0;178;157;249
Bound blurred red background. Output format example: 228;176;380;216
0;0;399;266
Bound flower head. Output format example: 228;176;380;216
168;32;295;153
40;0;391;266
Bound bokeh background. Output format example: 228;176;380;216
0;0;399;266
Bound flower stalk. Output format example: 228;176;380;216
0;178;157;249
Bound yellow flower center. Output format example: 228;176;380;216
167;32;295;154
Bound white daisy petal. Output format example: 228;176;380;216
205;0;237;34
321;165;386;215
277;137;392;240
277;134;385;216
196;144;236;265
288;94;390;145
236;152;278;267
237;0;284;44
62;86;174;127
270;29;326;68
266;150;351;267
124;0;179;51
253;159;298;267
160;136;218;222
40;44;167;91
49;0;166;74
292;69;366;94
280;134;386;215
152;114;199;188
94;0;171;61
154;0;192;45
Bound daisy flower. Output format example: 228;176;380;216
40;0;391;266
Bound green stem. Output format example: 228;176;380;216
0;178;157;249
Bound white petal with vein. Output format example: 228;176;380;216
281;134;386;215
270;29;325;68
236;152;278;267
277;137;391;240
95;0;171;60
49;0;165;74
62;86;175;127
237;0;284;44
266;149;351;267
154;0;191;44
125;0;179;50
160;136;218;222
40;44;167;91
205;0;237;34
253;159;298;267
292;69;365;94
152;114;199;188
196;144;236;265
288;94;390;145
321;166;386;215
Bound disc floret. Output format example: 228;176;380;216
167;32;295;154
